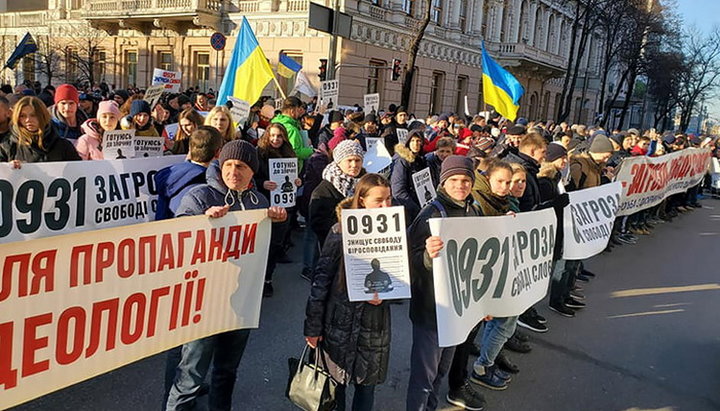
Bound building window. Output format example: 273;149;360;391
459;1;467;32
455;76;468;114
93;51;107;84
66;47;78;83
279;51;303;95
402;0;415;15
431;0;442;24
195;52;210;92
158;52;173;71
126;51;137;87
367;60;385;95
430;71;444;114
22;56;35;82
371;0;381;5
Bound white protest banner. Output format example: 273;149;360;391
363;93;380;114
429;209;556;347
341;206;411;302
563;182;621;260
711;158;720;189
164;123;179;140
102;130;136;160
396;129;409;145
134;136;165;158
152;68;182;92
0;209;271;410
0;156;185;243
614;148;712;216
364;137;392;173
228;96;251;124
143;84;165;109
319;79;339;108
412;167;436;207
268;158;298;207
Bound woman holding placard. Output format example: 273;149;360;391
170;108;205;155
76;100;121;160
255;123;301;297
304;173;393;411
0;96;81;165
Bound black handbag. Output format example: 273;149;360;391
286;344;338;411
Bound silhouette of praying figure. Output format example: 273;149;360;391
364;258;393;294
281;175;294;193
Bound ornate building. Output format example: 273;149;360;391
0;0;605;123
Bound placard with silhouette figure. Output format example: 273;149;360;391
269;158;298;207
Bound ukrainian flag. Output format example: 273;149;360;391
277;52;302;78
217;17;275;106
481;43;524;121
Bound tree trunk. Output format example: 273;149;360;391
401;0;432;110
556;1;582;122
559;25;590;123
600;66;629;128
617;64;637;128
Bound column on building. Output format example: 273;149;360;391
492;0;503;42
528;1;539;47
510;0;522;43
553;12;563;55
447;0;462;30
471;0;484;36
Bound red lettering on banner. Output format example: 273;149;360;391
22;313;52;378
1;254;30;302
242;223;258;255
117;239;135;278
191;229;207;264
120;293;146;345
208;228;225;262
168;283;183;331
222;226;242;262
146;286;170;338
85;298;119;357
70;245;93;287
138;236;157;275
176;230;192;267
158;234;175;271
95;242;115;284
29;250;56;297
0;321;18;388
56;307;86;365
626;163;648;195
193;278;206;324
181;271;197;327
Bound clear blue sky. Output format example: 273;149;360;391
675;0;720;118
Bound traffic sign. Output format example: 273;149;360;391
211;32;226;51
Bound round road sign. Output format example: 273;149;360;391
211;32;226;51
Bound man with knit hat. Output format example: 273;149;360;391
167;139;287;411
51;84;88;144
406;155;486;411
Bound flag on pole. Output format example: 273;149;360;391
481;42;524;121
217;17;275;106
4;32;38;70
290;70;317;97
277;52;302;78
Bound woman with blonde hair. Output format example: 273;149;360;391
171;108;205;155
0;96;81;164
204;105;237;142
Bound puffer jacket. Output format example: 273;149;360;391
505;151;541;211
0;125;81;163
390;142;427;223
408;187;482;328
304;201;391;386
76;119;105;160
175;161;269;217
51;105;88;144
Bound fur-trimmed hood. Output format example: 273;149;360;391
537;162;559;179
394;143;419;163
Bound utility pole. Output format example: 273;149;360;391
327;0;339;80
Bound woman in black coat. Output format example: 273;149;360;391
304;173;393;411
390;129;427;224
0;96;81;164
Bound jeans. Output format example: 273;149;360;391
335;384;376;411
163;346;183;409
406;323;456;411
448;323;481;391
549;259;569;305
302;225;320;272
165;329;251;411
473;317;518;369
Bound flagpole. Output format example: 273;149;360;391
272;75;287;100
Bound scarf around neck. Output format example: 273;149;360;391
322;161;357;197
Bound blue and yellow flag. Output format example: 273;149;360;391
481;43;524;121
4;32;38;70
277;52;302;78
217;17;275;106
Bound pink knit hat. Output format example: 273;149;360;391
97;100;120;117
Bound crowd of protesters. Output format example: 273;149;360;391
1;79;718;411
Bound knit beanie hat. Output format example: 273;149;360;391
54;84;79;104
545;142;568;162
475;136;495;152
332;140;364;164
589;135;614;154
219;139;259;174
329;110;344;123
440;155;475;186
364;113;377;124
97;101;120;117
130;100;151;117
176;94;191;107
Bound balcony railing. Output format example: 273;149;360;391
493;42;566;70
84;0;222;15
0;10;47;27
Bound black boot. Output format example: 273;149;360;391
495;351;519;374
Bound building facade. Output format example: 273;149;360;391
1;0;605;123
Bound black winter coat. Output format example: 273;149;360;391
390;144;427;224
505;151;541;212
0;126;81;163
309;180;346;247
537;163;569;261
304;224;391;385
408;188;482;328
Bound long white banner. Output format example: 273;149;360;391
429;209;556;347
0;209;271;409
563;182;621;260
614;148;712;216
0;156;186;243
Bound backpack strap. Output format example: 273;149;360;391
430;199;448;218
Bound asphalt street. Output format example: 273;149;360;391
11;198;720;411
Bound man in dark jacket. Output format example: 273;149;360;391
165;140;287;411
154;126;224;220
406;155;486;411
505;132;546;212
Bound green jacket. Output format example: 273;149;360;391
271;114;314;169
